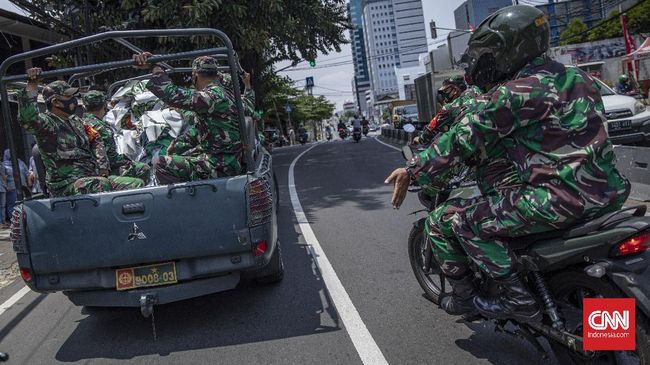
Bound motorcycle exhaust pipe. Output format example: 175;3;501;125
524;320;595;359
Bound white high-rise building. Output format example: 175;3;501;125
362;0;428;102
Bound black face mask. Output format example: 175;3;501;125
57;97;78;115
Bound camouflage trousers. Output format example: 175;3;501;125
154;153;242;185
59;176;145;197
425;188;582;279
118;161;151;182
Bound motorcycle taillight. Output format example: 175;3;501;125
611;232;650;257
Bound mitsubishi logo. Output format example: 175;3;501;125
128;223;147;241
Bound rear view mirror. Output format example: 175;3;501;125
401;145;414;161
403;124;416;133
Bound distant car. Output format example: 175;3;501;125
380;123;392;129
369;124;379;132
595;78;650;145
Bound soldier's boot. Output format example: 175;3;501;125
440;274;478;316
474;271;542;323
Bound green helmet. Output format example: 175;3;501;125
619;74;629;83
461;5;550;89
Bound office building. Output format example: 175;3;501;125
453;0;512;30
348;0;371;116
362;0;428;102
534;0;623;46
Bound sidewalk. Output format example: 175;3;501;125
0;228;19;289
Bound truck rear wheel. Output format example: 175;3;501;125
255;241;284;284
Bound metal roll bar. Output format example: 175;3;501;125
0;28;253;202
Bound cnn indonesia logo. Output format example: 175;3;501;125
583;298;636;351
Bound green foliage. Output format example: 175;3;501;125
562;1;650;45
10;0;350;106
560;18;588;45
264;76;334;131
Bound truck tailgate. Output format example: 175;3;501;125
23;176;251;275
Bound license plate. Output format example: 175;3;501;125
116;262;177;291
608;120;632;132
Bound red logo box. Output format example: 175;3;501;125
583;298;635;351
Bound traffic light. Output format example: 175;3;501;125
430;21;437;39
309;60;316;67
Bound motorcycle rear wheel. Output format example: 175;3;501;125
547;270;650;365
407;225;452;304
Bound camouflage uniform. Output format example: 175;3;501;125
82;91;150;181
419;85;483;146
17;82;144;197
147;57;243;184
407;57;630;278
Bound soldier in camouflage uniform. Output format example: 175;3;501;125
133;53;248;184
418;76;482;146
17;72;144;197
385;5;630;322
82;91;151;181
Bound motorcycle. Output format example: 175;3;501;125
326;130;333;141
298;132;308;145
338;128;348;140
401;125;650;364
362;125;369;137
352;127;362;143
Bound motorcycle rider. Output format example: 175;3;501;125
385;5;630;322
417;75;482;146
615;74;640;96
337;118;348;138
351;115;361;132
361;116;370;135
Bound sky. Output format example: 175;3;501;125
277;0;468;111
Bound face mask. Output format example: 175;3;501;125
57;97;78;115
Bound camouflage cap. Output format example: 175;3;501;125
42;80;78;101
82;90;106;109
192;56;220;72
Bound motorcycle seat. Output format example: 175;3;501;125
509;205;647;250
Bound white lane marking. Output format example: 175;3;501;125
288;144;389;365
0;286;31;317
373;136;401;152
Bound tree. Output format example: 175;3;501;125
560;18;589;45
564;1;650;45
10;0;351;106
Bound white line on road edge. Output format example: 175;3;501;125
0;286;31;317
288;144;389;365
373;137;401;152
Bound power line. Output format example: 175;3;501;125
281;39;443;72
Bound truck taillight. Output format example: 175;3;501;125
10;205;27;254
612;232;650;257
254;240;267;257
20;268;32;282
248;178;273;226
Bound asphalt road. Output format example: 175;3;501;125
0;136;560;364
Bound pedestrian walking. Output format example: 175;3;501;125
288;128;295;145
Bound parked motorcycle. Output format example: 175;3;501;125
338;128;348;140
352;127;362;143
401;125;650;364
